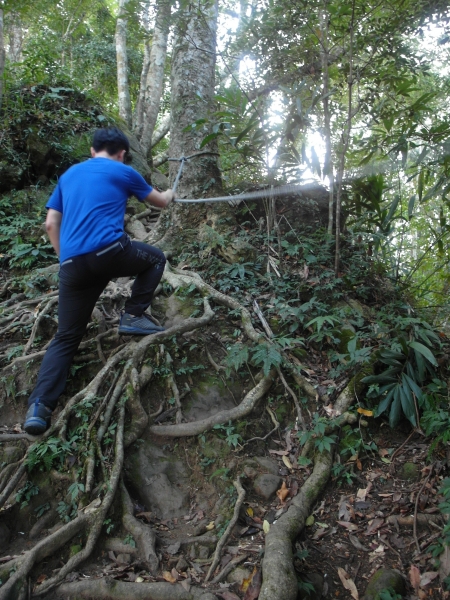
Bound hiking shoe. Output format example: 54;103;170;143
118;312;165;335
24;400;52;435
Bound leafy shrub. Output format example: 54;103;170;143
363;315;440;427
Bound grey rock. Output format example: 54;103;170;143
116;553;131;564
185;385;236;422
124;442;189;520
363;568;406;600
142;472;188;520
255;456;279;475
218;237;258;265
243;465;258;479
176;557;189;572
198;545;210;559
227;566;252;585
253;474;282;499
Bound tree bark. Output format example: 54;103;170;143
169;0;222;199
7;11;22;64
139;0;171;157
116;0;133;127
0;10;5;112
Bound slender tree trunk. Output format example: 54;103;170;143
134;39;152;136
151;113;170;149
139;0;171;156
0;10;5;112
116;0;133;127
320;3;335;238
7;11;23;64
169;0;222;198
334;0;355;275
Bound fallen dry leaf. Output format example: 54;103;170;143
365;517;384;535
356;487;368;501
243;567;262;600
312;527;328;540
276;481;289;503
205;521;215;531
289;479;299;497
337;520;359;531
410;564;421;593
282;455;293;470
420;571;439;587
338;497;351;521
337;567;359;600
349;534;369;552
36;574;47;584
263;520;270;534
357;407;373;417
440;546;450;584
162;570;177;583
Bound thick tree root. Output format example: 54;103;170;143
258;380;360;600
56;578;217;600
121;481;159;573
150;370;274;437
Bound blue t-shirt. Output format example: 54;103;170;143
46;158;152;263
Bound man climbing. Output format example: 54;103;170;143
24;126;175;435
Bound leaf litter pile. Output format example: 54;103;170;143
19;422;449;600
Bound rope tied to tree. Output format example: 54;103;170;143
169;152;305;203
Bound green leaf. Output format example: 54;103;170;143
200;132;221;148
403;373;423;401
376;387;396;416
400;376;417;426
389;387;402;428
408;341;437;366
251;344;282;376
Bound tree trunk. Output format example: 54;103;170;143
7;11;22;64
0;10;5;112
139;0;171;157
168;0;222;199
320;3;335;238
116;0;133;127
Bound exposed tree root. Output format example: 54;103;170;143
150;370;275;437
121;481;159;573
56;578;217;600
205;477;246;582
259;383;359;600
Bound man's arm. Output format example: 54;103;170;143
46;209;63;257
143;188;175;209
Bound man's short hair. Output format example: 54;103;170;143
92;127;130;155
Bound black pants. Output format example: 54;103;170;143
28;234;166;411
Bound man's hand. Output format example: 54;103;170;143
144;188;175;208
46;209;62;257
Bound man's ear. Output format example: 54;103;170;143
118;149;127;162
90;147;96;157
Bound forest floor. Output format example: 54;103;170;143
1;412;446;600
